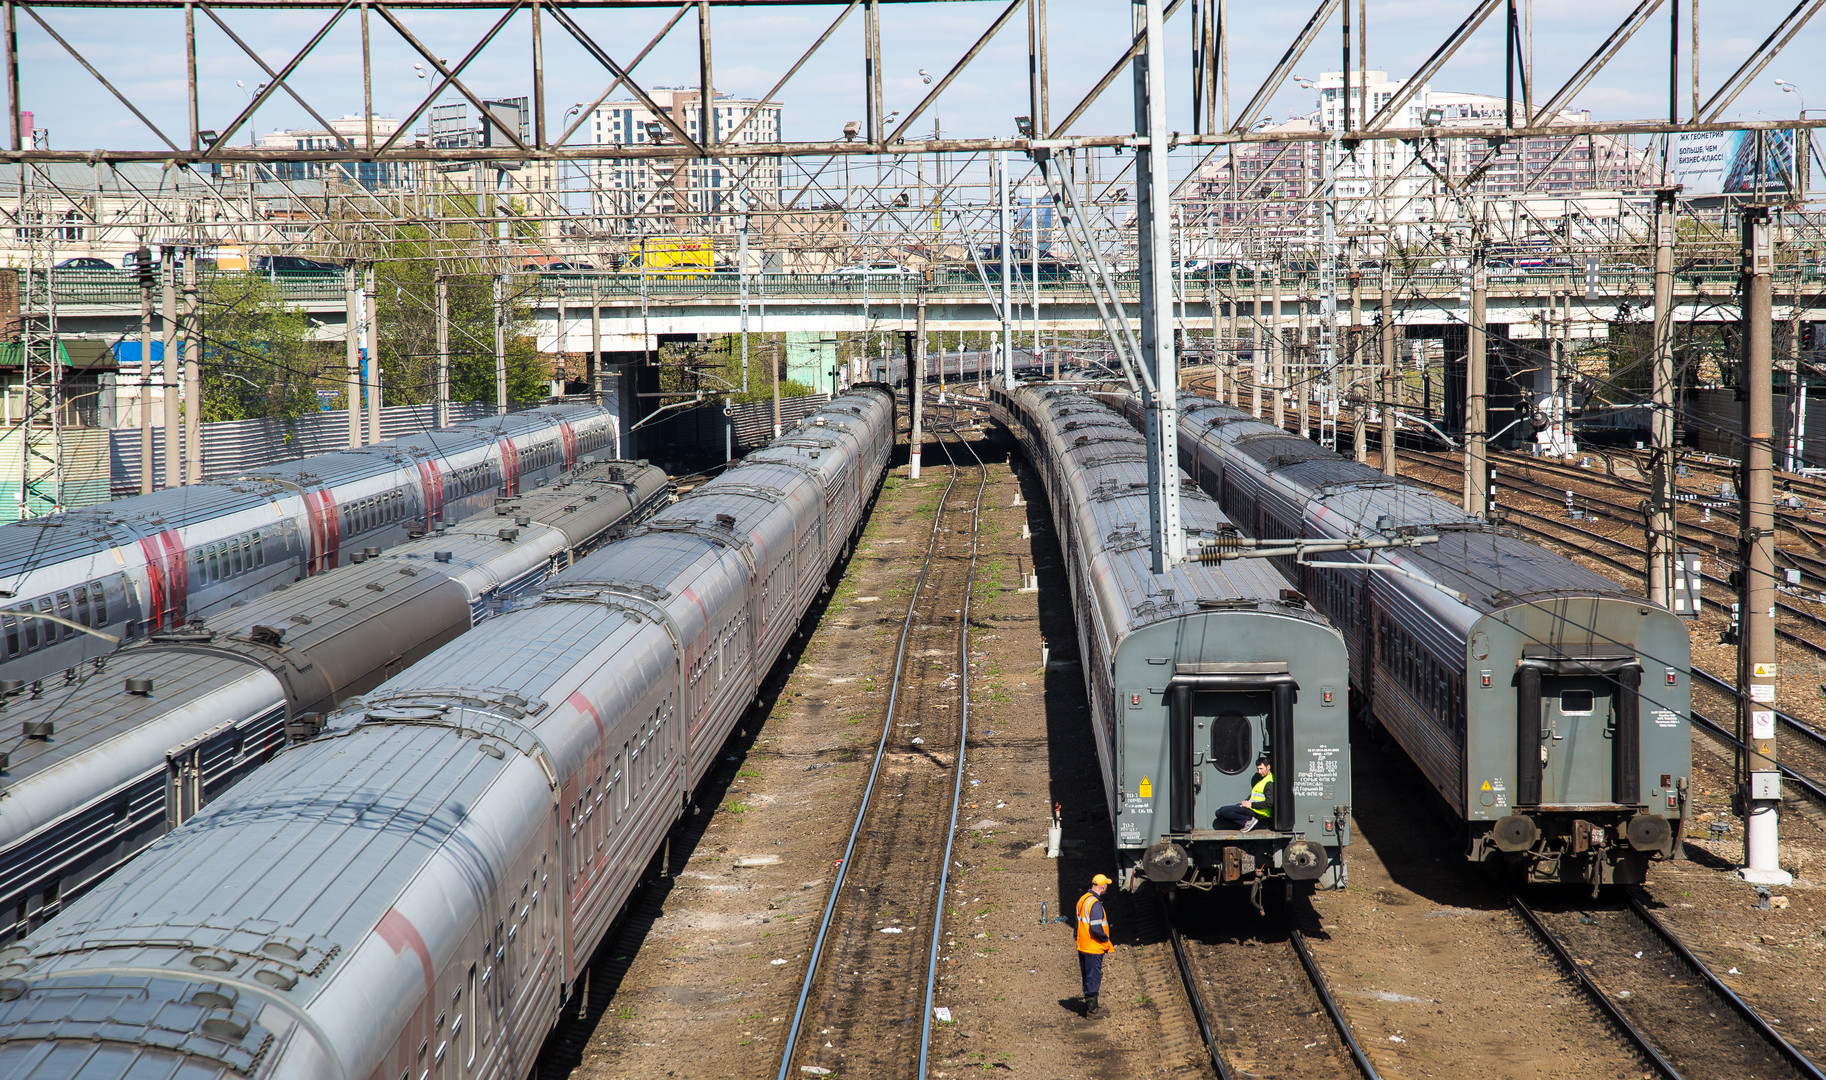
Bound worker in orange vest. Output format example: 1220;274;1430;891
1075;873;1114;1016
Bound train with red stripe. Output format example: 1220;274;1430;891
0;387;892;1080
0;404;614;686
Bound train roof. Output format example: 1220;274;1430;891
1176;393;1641;615
1016;385;1331;634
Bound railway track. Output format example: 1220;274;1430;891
777;407;987;1080
1512;890;1826;1080
1164;895;1379;1080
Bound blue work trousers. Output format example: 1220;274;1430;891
1078;950;1104;996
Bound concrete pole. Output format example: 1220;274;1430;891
159;252;180;487
1297;297;1309;438
911;292;925;479
137;245;153;494
493;274;508;415
739;217;750;394
1788;280;1806;472
1465;261;1488;517
999;152;1014;386
591;280;603;408
771;339;783;440
1738;205;1790;887
182;253;201;485
1250;265;1262;416
364;264;380;445
1648;189;1678;607
346;264;362;448
1271;265;1284;429
435;272;450;429
1381;266;1398;476
1134;0;1182;570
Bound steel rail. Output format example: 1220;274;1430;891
916;410;988;1078
1165;916;1232;1080
1287;927;1382;1080
774;400;985;1080
1508;896;1684;1080
1624;894;1826;1080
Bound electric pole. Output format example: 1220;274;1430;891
1381;265;1398;477
494;274;508;415
345;263;362;448
998;151;1013;386
1738;204;1790;886
1465;253;1488;518
137;244;153;494
182;252;201;485
1134;0;1182;570
1648;188;1678;607
161;249;180;486
911;291;926;480
435;271;450;429
364;263;380;445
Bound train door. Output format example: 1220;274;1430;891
1189;690;1270;830
1519;653;1642;807
499;437;520;496
1538;674;1615;803
1170;675;1295;833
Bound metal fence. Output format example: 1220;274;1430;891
107;402;496;496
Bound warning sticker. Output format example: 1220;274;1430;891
1751;684;1776;703
1754;663;1779;677
1138;776;1153;797
1753;710;1776;739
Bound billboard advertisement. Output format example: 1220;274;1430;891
1672;129;1801;196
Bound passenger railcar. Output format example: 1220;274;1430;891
0;460;668;944
0;403;616;686
1158;393;1690;887
0;388;891;1080
991;384;1350;894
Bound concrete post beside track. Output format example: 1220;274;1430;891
1738;204;1791;887
161;250;180;486
1381;265;1397;477
346;264;362;448
1649;189;1678;608
1465;258;1488;519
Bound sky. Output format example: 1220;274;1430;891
10;1;1819;153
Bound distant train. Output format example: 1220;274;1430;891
991;384;1350;896
0;388;892;1080
0;459;669;944
0;403;616;685
1156;392;1690;889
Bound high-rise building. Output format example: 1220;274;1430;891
256;116;413;190
590;88;783;236
1200;71;1655;246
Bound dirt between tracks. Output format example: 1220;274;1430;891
565;443;1202;1079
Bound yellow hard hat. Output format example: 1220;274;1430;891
1091;873;1113;885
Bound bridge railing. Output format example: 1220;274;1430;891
30;269;347;307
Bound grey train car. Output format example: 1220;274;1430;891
990;384;1349;895
1160;393;1690;888
0;389;891;1080
0;403;616;687
0;460;668;945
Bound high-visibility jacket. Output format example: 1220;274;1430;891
1075;891;1112;954
1249;771;1275;820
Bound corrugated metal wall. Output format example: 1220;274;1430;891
107;402;496;496
728;393;831;451
1688;388;1826;468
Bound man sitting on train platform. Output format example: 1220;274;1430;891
1214;756;1274;832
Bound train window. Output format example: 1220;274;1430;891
1208;710;1254;774
1559;689;1595;715
233;540;244;575
55;592;74;639
73;586;89;626
23;606;38;651
255;534;265;566
3;612;17;657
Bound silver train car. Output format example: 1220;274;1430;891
0;403;616;686
990;384;1350;895
0;460;668;944
0;388;892;1080
1162;393;1690;887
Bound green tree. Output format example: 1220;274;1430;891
197;274;329;421
368;213;549;408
